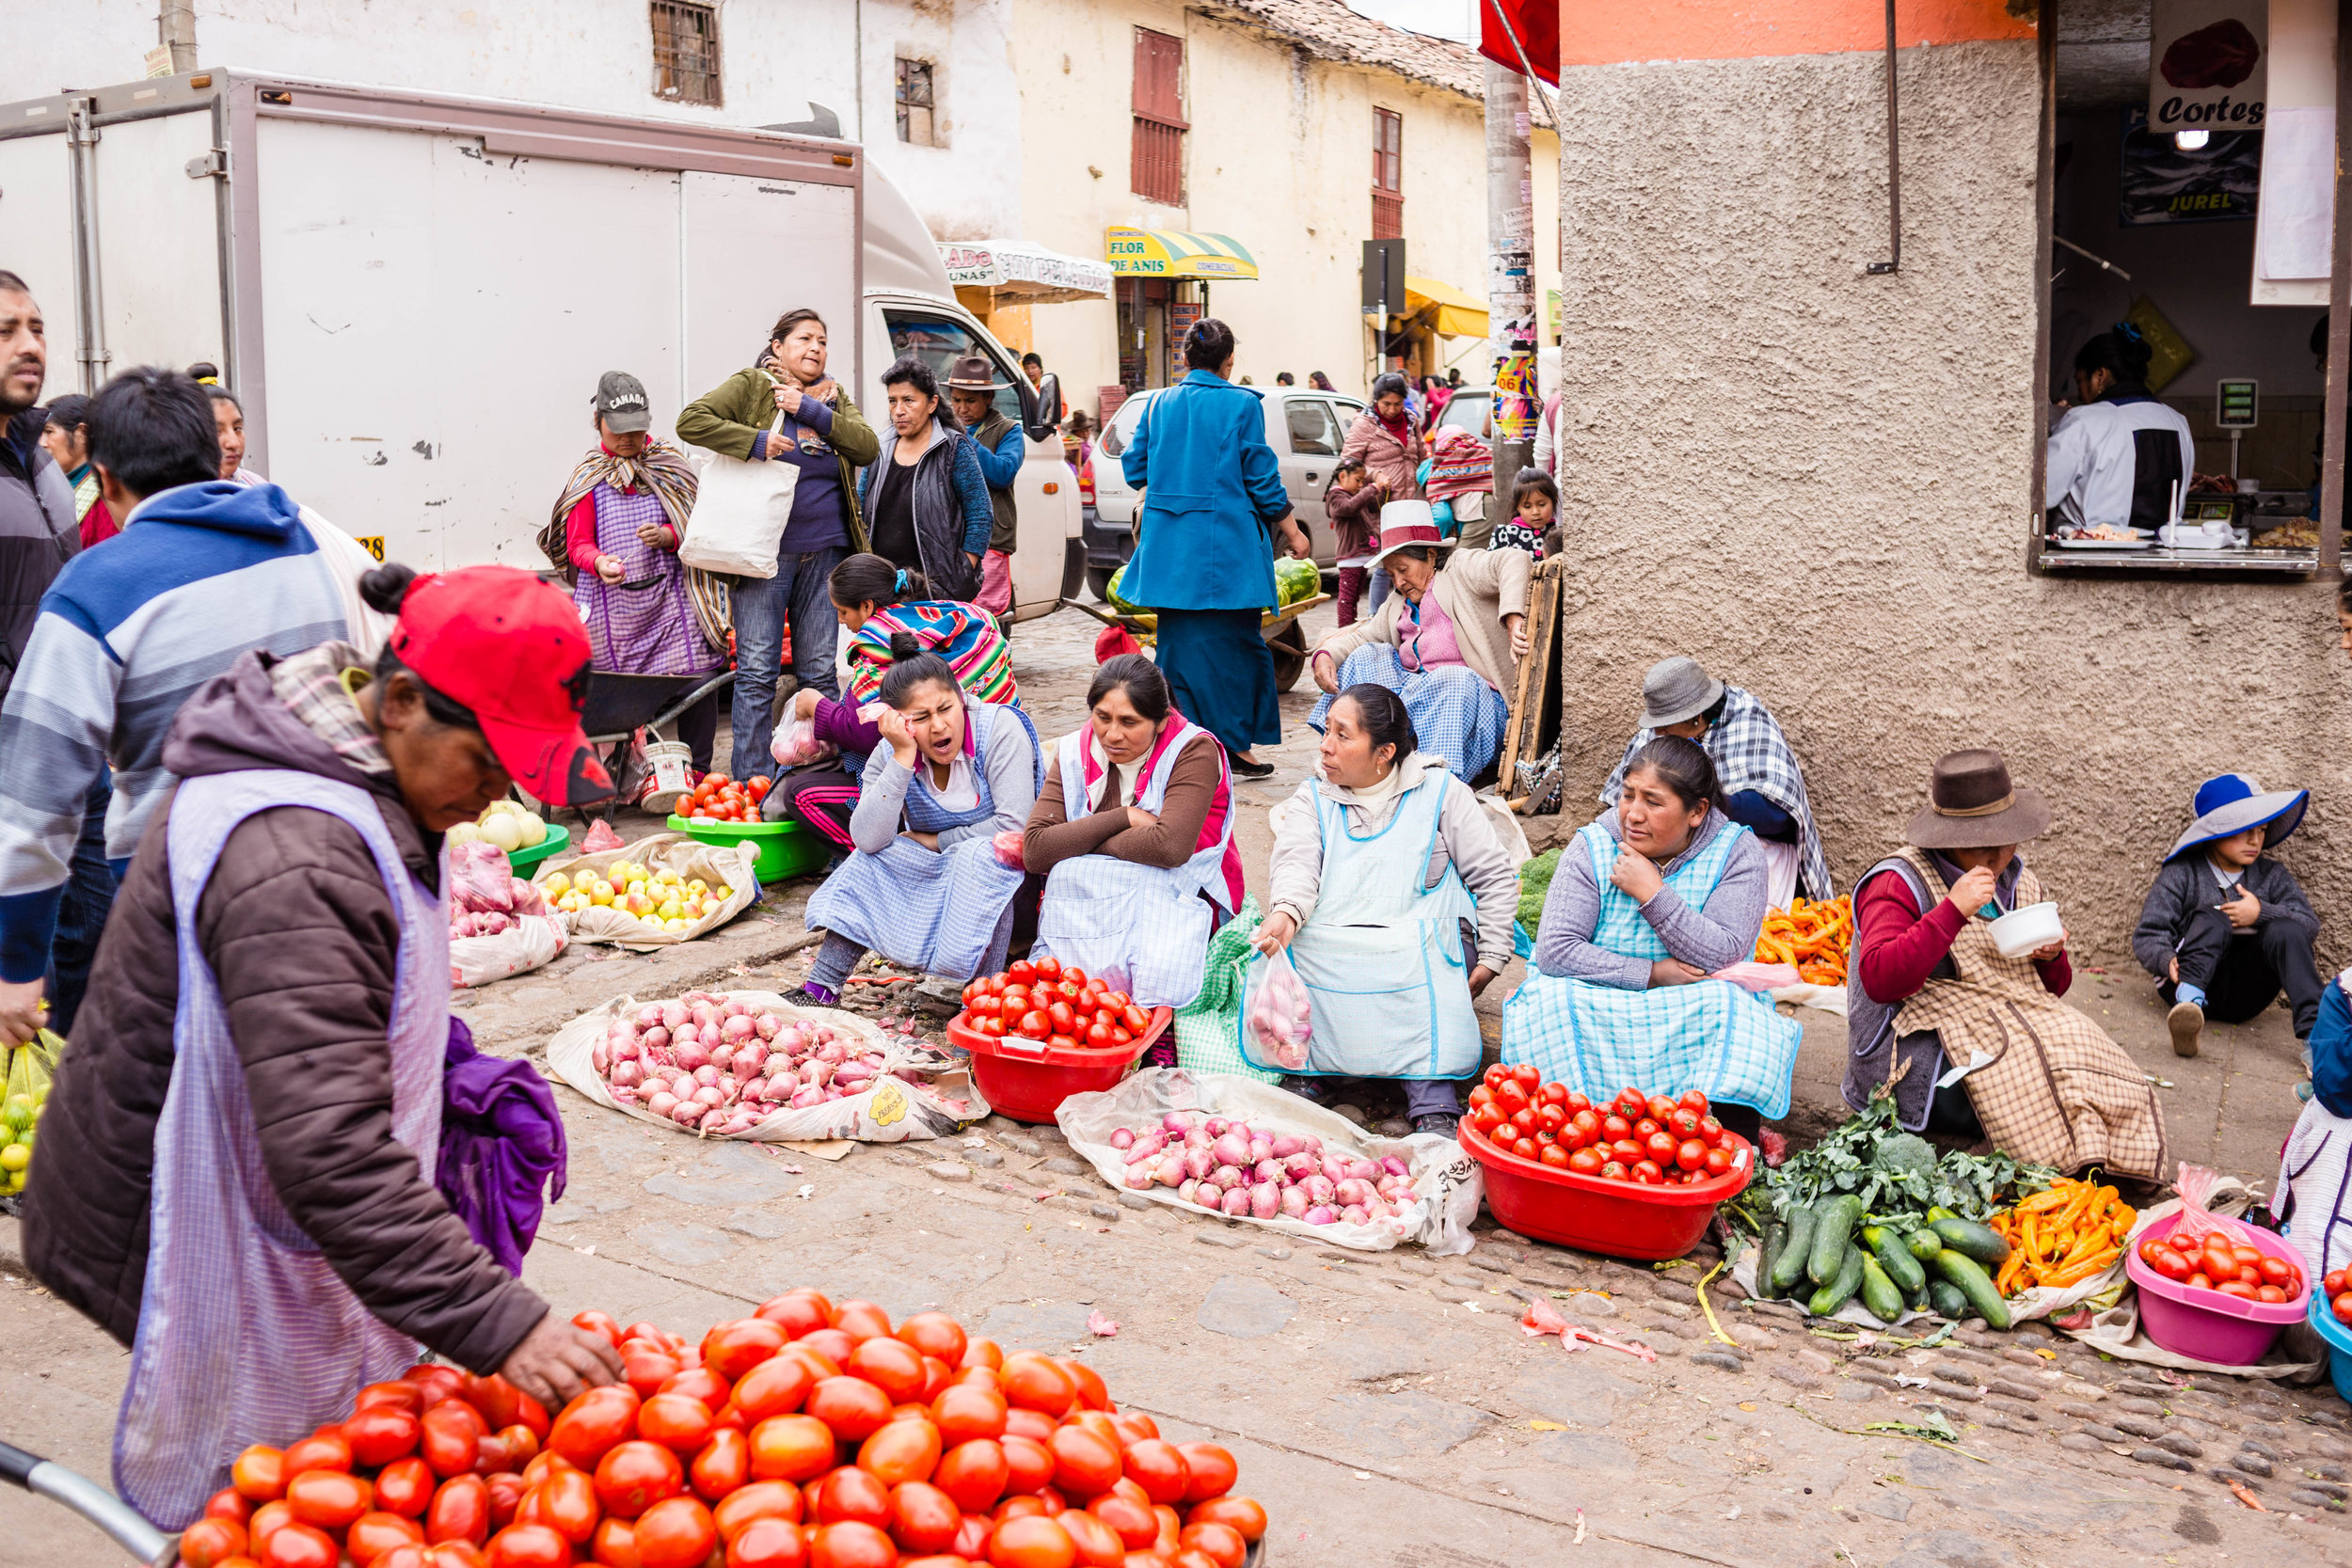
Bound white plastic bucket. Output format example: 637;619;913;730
641;739;695;815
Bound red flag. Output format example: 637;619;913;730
1478;0;1558;87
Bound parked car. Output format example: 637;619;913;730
1089;385;1366;596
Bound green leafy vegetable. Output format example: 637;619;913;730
1518;847;1561;932
1761;1092;2053;1225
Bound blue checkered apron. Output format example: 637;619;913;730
1033;721;1235;1008
805;700;1042;983
115;770;448;1529
1310;643;1510;782
1502;819;1802;1117
1236;768;1483;1080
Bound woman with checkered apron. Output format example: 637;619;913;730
1237;686;1519;1136
1505;736;1802;1146
802;634;1042;1002
1022;657;1245;1023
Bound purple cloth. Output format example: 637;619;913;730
436;1018;566;1277
813;691;882;754
572;483;715;675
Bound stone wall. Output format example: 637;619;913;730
1550;39;2351;966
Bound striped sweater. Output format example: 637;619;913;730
0;480;352;982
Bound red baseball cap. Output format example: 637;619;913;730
386;565;612;806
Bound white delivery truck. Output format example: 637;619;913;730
0;71;1081;619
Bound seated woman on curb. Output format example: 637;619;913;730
800;635;1041;1004
766;553;1015;854
1505;736;1800;1146
1306;504;1530;784
1022;656;1247;1037
1243;686;1517;1137
1846;748;2165;1180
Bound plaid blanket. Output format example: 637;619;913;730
1172;897;1284;1084
1890;848;2168;1180
543;440;729;658
1600;684;1831;902
847;602;1018;707
1423;426;1492;506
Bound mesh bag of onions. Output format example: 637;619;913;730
1055;1067;1484;1255
547;990;989;1143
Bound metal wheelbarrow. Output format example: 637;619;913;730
571;668;736;822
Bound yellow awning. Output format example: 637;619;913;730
1105;227;1259;280
1404;275;1488;338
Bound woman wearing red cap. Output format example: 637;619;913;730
23;562;625;1528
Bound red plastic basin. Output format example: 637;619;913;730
1462;1128;1754;1260
2123;1218;2310;1366
946;1007;1172;1124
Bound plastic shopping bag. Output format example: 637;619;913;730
992;830;1025;870
1246;948;1313;1070
771;715;837;769
449;840;517;914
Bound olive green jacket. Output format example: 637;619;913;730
675;367;882;553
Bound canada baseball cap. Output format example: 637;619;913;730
386;565;612;806
593;370;652;434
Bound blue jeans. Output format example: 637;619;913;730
1367;570;1392;615
729;546;845;780
48;778;119;1036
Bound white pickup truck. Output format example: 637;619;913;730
0;70;1082;619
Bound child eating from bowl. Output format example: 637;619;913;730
2132;773;2322;1060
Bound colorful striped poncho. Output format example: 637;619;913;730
845;600;1019;707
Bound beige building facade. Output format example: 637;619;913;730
1547;1;2352;965
999;0;1560;410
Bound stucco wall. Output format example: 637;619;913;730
1011;0;1560;408
14;0;1020;245
1551;39;2352;967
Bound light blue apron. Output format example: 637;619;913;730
1502;817;1802;1117
116;770;447;1529
804;699;1042;982
1033;720;1235;1009
1236;768;1482;1080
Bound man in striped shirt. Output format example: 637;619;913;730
0;366;357;1045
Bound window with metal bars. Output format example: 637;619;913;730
1131;28;1187;207
897;57;937;146
650;0;721;106
1373;108;1403;240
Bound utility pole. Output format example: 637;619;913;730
1484;58;1536;495
158;0;198;72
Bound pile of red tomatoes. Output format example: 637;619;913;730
2326;1268;2352;1325
1465;1069;1740;1187
2136;1222;2306;1305
684;774;771;825
176;1291;1263;1568
955;958;1152;1053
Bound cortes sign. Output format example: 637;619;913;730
2148;0;2266;132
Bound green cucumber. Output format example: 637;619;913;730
1931;1248;2012;1330
1807;1194;1867;1284
1866;1226;1928;1298
1807;1242;1867;1318
1906;1228;1945;1262
1772;1205;1819;1294
1926;1278;1968;1318
1753;1220;1787;1302
1857;1256;1906;1324
1929;1217;2011;1268
1925;1206;1957;1223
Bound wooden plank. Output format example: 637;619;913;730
1499;557;1565;807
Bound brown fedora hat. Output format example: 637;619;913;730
943;355;1007;393
1905;748;2052;850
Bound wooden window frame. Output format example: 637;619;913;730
649;0;722;108
896;56;937;147
1132;27;1188;207
1374;107;1404;240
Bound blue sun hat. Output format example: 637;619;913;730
2164;772;2309;863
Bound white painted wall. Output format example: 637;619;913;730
10;0;1021;247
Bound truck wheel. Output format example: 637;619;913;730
1267;619;1309;691
1086;564;1117;600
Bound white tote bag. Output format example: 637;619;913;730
679;379;800;578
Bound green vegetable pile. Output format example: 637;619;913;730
1517;847;1561;932
1736;1093;2054;1330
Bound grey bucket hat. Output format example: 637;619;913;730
1639;657;1725;730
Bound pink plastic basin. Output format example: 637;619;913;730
2122;1217;2310;1366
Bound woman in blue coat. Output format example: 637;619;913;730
1120;319;1311;777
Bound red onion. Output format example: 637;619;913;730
1153;1153;1185;1187
1125;1165;1155;1191
1248;1135;1273;1164
1334;1178;1375;1208
708;1042;738;1072
1279;1185;1309;1218
612;1037;642;1063
1253;1158;1284;1185
1248;1184;1281;1219
769;1070;800;1097
717;1073;739;1099
675;1040;711;1072
591;1040;611;1074
611;1085;640;1103
1204;1117;1230;1139
647;1090;680;1118
690;1001;719;1029
691;1085;725;1108
1319;1155;1350;1184
788;1085;825;1109
1380;1155;1411;1178
1161;1113;1192;1135
1346;1157;1380;1182
739;1076;767;1101
754;1013;782;1041
1109;1128;1136;1151
1211;1163;1244;1191
610;1060;644;1088
1183;1129;1213;1151
1304;1204;1336;1225
1194;1181;1223;1209
660;1001;689;1030
1298;1134;1324;1156
1301;1174;1336;1206
721;1014;756;1044
1178;1179;1200;1206
673;1101;707;1127
1340;1203;1369;1225
1281;1152;1317;1181
1269;1133;1304;1159
1211;1132;1251;1167
635;1004;666;1030
721;997;752;1018
1218;1187;1251;1217
640;1025;671;1053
